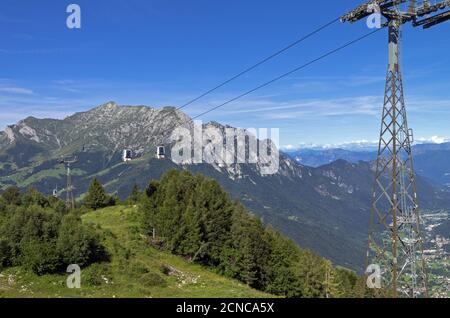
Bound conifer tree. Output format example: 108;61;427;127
194;179;233;266
323;262;342;298
1;186;21;206
84;178;110;210
230;204;267;287
127;184;141;204
178;198;203;257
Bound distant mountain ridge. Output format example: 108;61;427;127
1;102;449;271
285;143;450;187
285;148;375;167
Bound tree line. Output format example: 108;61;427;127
0;172;369;297
0;185;107;274
139;170;366;297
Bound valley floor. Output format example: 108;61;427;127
422;210;450;298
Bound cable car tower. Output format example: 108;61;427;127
341;0;449;298
59;156;78;210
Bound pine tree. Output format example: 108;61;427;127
178;198;202;257
1;186;21;206
229;204;268;287
145;180;159;198
333;267;362;298
194;179;233;266
84;178;110;210
264;230;303;296
127;184;141;204
323;261;342;298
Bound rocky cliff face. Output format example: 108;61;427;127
1;102;192;155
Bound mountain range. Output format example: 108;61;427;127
1;102;449;271
285;143;450;187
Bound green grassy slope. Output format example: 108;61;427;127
0;206;271;298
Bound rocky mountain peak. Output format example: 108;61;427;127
99;101;118;109
0;102;197;156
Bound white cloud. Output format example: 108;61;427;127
282;144;295;150
202;92;450;124
283;140;380;151
416;136;450;144
213;95;381;119
0;86;34;95
291;75;386;91
0;93;106;130
284;135;450;152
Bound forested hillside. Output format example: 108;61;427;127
0;170;365;298
139;170;364;297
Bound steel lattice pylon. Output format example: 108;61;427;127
66;162;74;210
341;0;450;298
60;156;77;211
367;19;428;298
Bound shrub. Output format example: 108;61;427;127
83;263;112;286
56;214;107;267
21;188;50;208
141;272;167;287
159;264;171;276
127;184;141;205
0;201;107;275
20;240;61;275
2;206;61;266
1;186;21;206
129;260;150;276
0;238;11;269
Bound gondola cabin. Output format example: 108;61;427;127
52;186;58;198
122;149;132;162
156;146;165;159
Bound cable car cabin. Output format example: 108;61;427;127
122;149;132;162
156;146;165;159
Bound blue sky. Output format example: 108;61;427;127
0;0;449;147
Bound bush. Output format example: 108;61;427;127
141;272;167;287
0;199;107;275
129;260;150;276
0;198;8;216
83;263;112;286
1;186;21;206
2;206;61;266
56;214;107;267
20;240;61;275
127;184;141;205
47;196;67;214
21;188;50;208
0;238;11;269
159;264;171;276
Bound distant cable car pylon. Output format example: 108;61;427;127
59;156;78;210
